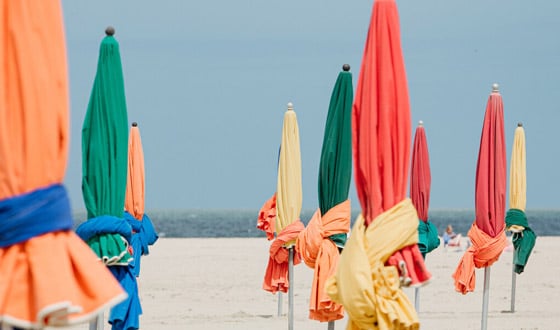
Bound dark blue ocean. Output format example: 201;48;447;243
73;209;560;238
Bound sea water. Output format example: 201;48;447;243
73;209;560;238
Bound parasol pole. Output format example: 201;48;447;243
510;249;517;312
481;267;491;330
278;292;283;316
89;314;103;330
414;287;420;312
288;246;294;330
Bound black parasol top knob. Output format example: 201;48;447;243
342;64;350;71
105;26;115;36
518;122;523;127
132;122;138;127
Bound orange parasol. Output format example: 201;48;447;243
124;122;158;278
125;122;146;221
0;1;125;328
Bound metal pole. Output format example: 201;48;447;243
510;250;517;313
278;292;283;316
328;321;335;330
288;247;294;330
481;267;491;330
414;287;420;312
89;314;103;330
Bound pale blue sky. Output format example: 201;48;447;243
61;1;560;211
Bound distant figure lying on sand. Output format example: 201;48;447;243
443;225;462;249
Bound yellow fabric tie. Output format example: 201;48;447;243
326;198;419;330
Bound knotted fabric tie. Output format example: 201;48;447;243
505;208;536;274
452;222;508;294
0;184;72;247
296;200;350;322
257;193;276;240
417;220;440;258
263;220;304;293
326;198;420;330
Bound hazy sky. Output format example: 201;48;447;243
61;1;560;211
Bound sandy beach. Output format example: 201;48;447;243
60;236;559;330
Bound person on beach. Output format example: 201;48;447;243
443;224;462;248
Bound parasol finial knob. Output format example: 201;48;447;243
492;83;499;92
418;120;424;126
105;26;115;36
287;102;293;111
342;64;350;71
518;122;523;127
132;122;138;127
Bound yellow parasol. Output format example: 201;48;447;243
276;103;303;237
506;123;536;312
261;102;304;328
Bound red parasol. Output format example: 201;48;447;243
326;1;428;328
352;0;430;286
410;121;439;311
452;83;508;329
410;121;430;227
474;87;507;238
453;84;508;294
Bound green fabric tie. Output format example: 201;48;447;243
417;220;440;258
329;233;347;249
505;208;537;274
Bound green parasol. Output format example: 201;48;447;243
318;64;353;249
80;26;132;267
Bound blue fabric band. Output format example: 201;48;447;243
124;211;159;277
75;214;132;243
0;184;73;248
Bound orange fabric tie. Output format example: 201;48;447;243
257;193;276;241
453;223;508;294
296;200;350;322
263;220;304;293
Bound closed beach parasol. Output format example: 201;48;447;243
410;121;439;259
262;103;304;329
296;65;353;324
452;83;508;329
124;122;158;278
76;27;140;330
410;121;439;311
326;1;429;328
0;1;125;328
505;123;536;312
